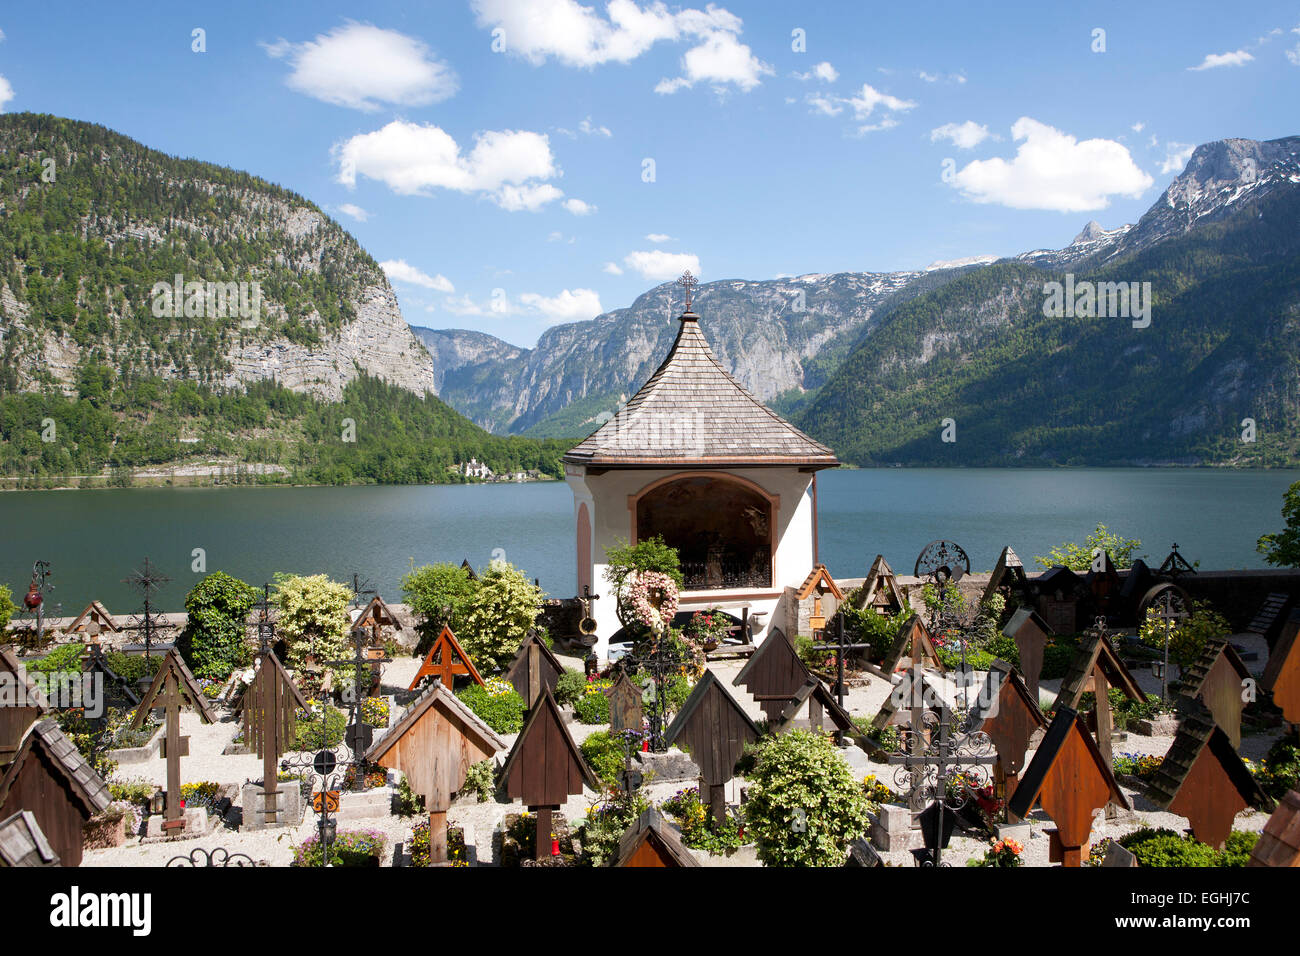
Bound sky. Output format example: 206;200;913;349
0;1;1297;347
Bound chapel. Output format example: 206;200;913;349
563;273;839;655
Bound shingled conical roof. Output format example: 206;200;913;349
563;310;840;469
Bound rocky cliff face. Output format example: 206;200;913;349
0;113;435;403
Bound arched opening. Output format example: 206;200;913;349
635;475;773;590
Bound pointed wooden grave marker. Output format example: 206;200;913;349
1248;789;1300;867
239;649;308;826
352;594;403;643
733;626;812;719
0;648;51;765
505;629;564;706
879;614;945;675
614;806;699;867
1002;607;1053;704
66;601;119;636
1145;706;1274;850
855;555;905;615
795;564;844;636
772;677;854;738
664;670;760;828
1053;631;1143;775
1262;609;1300;724
367;682;505;864
1178;639;1250;749
501;686;597;860
409;625;485;692
0;720;110;867
1007;706;1130;866
605;671;643;735
982;546;1028;606
130;649;215;832
967;661;1047;822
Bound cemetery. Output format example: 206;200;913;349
1;285;1299;872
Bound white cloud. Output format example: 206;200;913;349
0;75;13;112
379;259;454;292
1189;49;1255;70
336;203;369;221
602;261;624;275
334;121;564;211
442;293;515;316
519;288;604;322
1288;43;1300;66
805;82;914;126
847;83;916;118
579;117;612;136
645;233;673;243
563;197;597;215
1131;121;1145;133
1159;142;1196;175
263;22;457;110
948;117;1154;212
930;121;991;150
623;249;701;280
794;61;838;83
473;0;770;94
806;93;842;117
918;70;965;84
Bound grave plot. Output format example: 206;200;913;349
663;671;760;829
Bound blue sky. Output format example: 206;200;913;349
1;1;1297;347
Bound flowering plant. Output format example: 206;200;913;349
971;837;1023;867
626;571;679;632
686;609;731;644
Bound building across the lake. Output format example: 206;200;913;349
563;285;839;655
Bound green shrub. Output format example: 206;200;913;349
178;571;257;681
291;828;386;867
1139;600;1231;671
1034;523;1142;570
743;730;872;867
459;759;496;802
574;681;612;724
1118;827;1220;867
555;669;589;707
274;573;353;684
1217;831;1259;867
27;643;85;674
459;563;544;672
293;703;347;750
456;679;527;735
104;651;162;684
578;792;650;866
1256;731;1300;799
1040;640;1078;681
661;787;747;854
0;584;16;632
402;562;478;654
579;731;625;788
394;776;425;817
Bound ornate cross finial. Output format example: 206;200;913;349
676;271;698;312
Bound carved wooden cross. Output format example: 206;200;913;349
157;669;190;830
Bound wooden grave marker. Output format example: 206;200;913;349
0;647;51;765
1006;706;1130;867
0;809;60;867
604;671;643;735
663;670;761;828
239;648;308;826
614;806;699;868
733;626;812;719
795;564;844;637
1053;630;1143;777
1144;705;1274;850
0;720;110;867
879;614;945;675
1262;609;1300;724
1001;607;1053;704
366;682;505;864
1248;789;1300;867
967;661;1048;822
65;601;119;636
772;677;854;738
1178;639;1251;749
130;648;215;832
854;555;905;615
409;625;485;692
505;629;565;706
500;686;597;860
982;546;1028;607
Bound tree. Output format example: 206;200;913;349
178;571;257;681
401;562;478;654
743;730;871;867
273;573;352;682
0;584;17;633
459;562;544;672
1138;600;1231;672
1034;523;1142;571
1257;480;1300;568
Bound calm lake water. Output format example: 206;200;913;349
1;468;1296;615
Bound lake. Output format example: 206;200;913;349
1;468;1295;615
